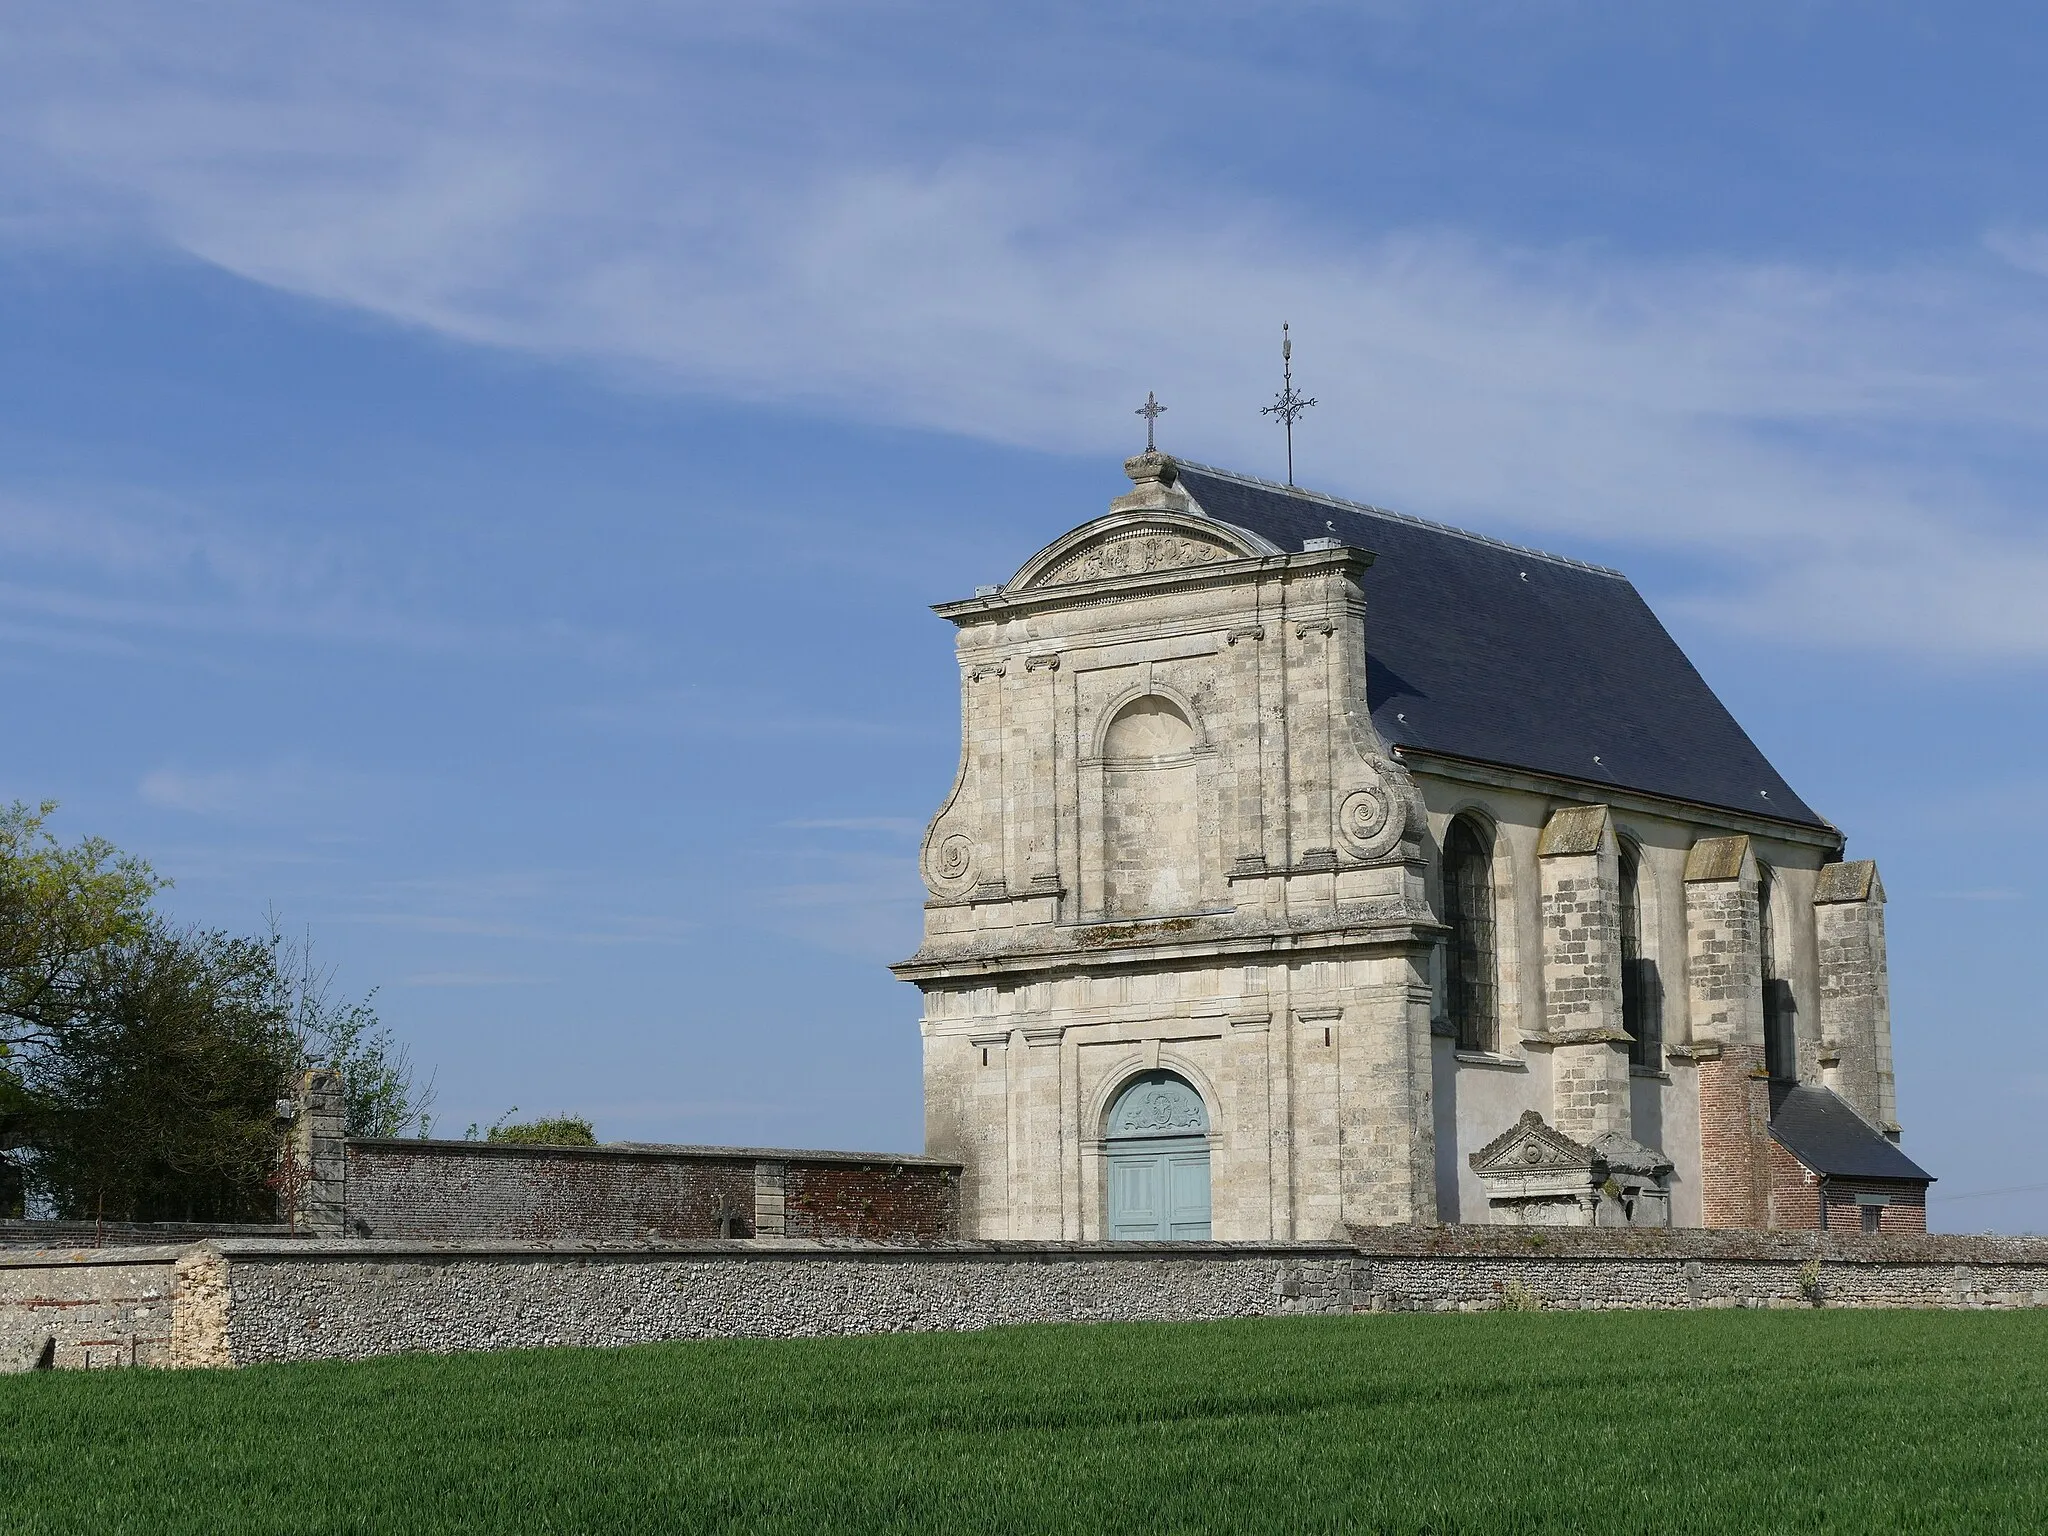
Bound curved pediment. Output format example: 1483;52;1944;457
1009;512;1275;593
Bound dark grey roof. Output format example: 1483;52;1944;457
1770;1086;1932;1183
1174;463;1828;830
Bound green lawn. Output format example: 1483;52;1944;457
3;1311;2043;1534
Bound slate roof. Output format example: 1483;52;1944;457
1172;463;1829;830
1770;1086;1932;1183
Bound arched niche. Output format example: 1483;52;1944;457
1098;694;1202;917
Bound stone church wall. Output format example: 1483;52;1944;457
1413;769;1840;1231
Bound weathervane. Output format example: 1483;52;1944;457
1135;390;1167;454
1260;322;1316;486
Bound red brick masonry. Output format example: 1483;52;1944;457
341;1140;959;1244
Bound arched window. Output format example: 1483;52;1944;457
1758;865;1796;1082
1618;841;1659;1069
1442;816;1499;1054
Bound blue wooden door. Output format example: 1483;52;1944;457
1166;1151;1211;1239
1109;1153;1165;1240
1105;1071;1211;1240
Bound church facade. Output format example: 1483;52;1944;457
892;453;1929;1239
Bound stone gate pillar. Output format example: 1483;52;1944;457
288;1069;347;1236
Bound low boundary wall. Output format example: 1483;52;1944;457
333;1139;961;1244
7;1227;2048;1371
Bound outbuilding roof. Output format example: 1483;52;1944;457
1173;462;1829;830
1770;1085;1932;1183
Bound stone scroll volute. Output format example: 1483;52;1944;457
918;662;993;900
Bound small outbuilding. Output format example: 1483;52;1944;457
1768;1085;1932;1232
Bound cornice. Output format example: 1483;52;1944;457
1392;745;1842;850
890;913;1438;985
933;546;1369;626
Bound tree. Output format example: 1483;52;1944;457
0;804;434;1221
28;924;295;1223
269;924;434;1140
0;801;163;1058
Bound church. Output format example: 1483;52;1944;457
892;451;1932;1240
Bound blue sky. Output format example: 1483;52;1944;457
1;3;2043;1229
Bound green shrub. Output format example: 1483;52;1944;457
485;1115;596;1146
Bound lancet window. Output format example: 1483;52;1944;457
1619;841;1659;1070
1442;816;1499;1054
1759;865;1797;1082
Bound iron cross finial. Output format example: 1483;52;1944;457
1135;390;1166;453
1260;322;1316;486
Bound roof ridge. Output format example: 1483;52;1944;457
1172;458;1628;579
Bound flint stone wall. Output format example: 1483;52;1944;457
1348;1226;2047;1311
11;1227;2048;1371
204;1240;1363;1364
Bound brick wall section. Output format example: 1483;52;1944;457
1826;1181;1926;1234
340;1141;960;1244
1696;1048;1772;1228
1768;1139;1823;1229
784;1161;960;1243
1768;1141;1927;1233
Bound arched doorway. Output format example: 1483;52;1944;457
1105;1071;1211;1240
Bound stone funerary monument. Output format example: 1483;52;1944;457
892;453;1931;1239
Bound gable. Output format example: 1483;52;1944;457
1009;511;1271;593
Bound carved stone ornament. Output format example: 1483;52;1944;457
927;832;974;892
1107;1073;1209;1138
1469;1110;1594;1175
1467;1110;1673;1229
1335;767;1410;862
1039;530;1232;588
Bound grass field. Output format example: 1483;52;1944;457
3;1311;2044;1534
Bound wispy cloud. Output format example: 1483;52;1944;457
402;971;550;987
0;487;627;659
573;689;936;741
138;757;393;826
6;4;2048;657
781;816;922;835
330;867;699;946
